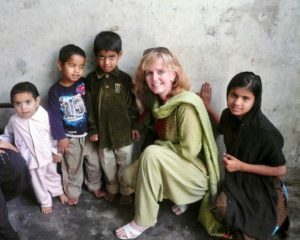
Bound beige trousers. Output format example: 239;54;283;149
98;144;133;195
62;136;102;198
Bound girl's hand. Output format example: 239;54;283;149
198;82;212;108
223;153;244;172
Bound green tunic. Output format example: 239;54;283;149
86;67;138;149
124;91;223;236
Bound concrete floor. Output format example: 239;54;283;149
7;181;299;240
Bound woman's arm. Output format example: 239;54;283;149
177;104;203;160
223;153;286;177
0;140;18;152
198;82;221;125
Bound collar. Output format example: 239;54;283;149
30;106;46;122
96;67;120;79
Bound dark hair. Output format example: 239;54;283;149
10;82;40;103
93;31;122;55
59;44;86;64
227;71;262;108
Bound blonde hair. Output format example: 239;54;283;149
134;48;190;101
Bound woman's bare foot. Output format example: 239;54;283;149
92;189;106;198
59;193;68;204
67;197;78;206
41;206;52;214
171;204;188;215
115;221;150;239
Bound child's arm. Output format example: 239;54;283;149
48;88;69;153
198;82;221;125
125;77;141;137
85;78;99;136
57;138;69;154
223;153;286;177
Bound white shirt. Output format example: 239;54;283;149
0;106;55;169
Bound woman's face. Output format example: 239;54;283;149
144;58;176;101
227;87;255;118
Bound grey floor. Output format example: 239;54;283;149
7;181;299;240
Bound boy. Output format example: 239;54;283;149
0;82;68;214
86;31;139;204
48;44;105;206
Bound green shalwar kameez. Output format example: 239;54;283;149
123;91;223;236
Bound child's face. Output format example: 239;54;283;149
227;87;255;118
58;54;85;85
96;50;122;73
13;92;40;119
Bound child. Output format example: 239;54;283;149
48;44;105;206
199;72;289;239
0;82;68;214
86;31;139;204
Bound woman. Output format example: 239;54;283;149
0;140;30;240
115;47;222;239
200;72;289;239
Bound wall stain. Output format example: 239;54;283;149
22;0;40;9
245;0;280;37
16;59;27;76
206;27;216;36
110;25;120;32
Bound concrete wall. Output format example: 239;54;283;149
0;0;299;169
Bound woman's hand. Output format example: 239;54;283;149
0;140;18;152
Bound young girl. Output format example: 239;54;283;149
200;72;289;239
0;82;68;214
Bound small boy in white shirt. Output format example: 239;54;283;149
0;81;68;214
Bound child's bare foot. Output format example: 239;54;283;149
41;206;52;214
120;194;132;205
104;192;116;202
92;189;106;198
67;197;78;206
59;193;68;204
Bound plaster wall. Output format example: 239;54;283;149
0;0;299;169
